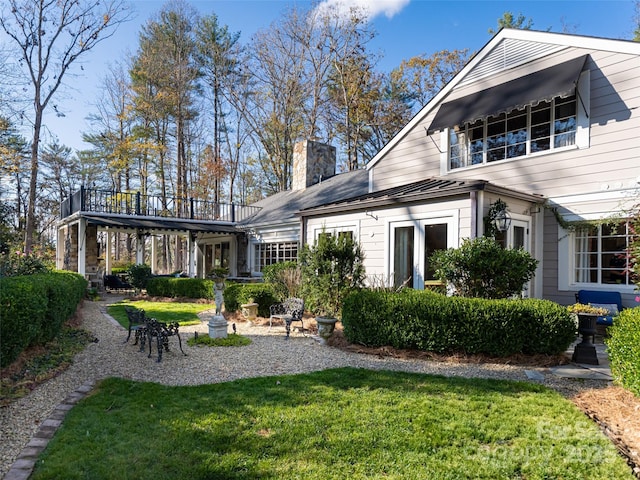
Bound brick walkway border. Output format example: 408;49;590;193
3;382;96;480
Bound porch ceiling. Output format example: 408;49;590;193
80;214;240;234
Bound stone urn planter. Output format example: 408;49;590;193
315;317;338;344
572;313;599;365
567;303;607;366
241;302;258;323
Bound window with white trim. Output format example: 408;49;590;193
449;94;576;170
253;242;298;273
574;222;634;286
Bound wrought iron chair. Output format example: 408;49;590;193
269;297;305;339
124;306;148;351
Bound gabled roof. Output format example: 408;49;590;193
242;169;369;227
299;177;543;217
367;28;640;170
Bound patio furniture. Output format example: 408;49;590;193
124;306;148;351
145;318;187;363
124;306;186;362
575;290;623;336
269;297;305;339
105;274;133;292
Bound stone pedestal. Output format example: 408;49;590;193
208;315;228;339
572;313;599;365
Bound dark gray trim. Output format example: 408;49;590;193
298;177;543;217
427;55;588;134
80;214;239;234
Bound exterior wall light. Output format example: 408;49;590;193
493;208;512;233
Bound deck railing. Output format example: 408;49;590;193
60;187;261;223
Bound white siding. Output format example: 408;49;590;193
304;198;473;288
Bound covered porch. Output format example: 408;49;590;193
56;187;261;285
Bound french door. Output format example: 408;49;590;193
391;218;453;290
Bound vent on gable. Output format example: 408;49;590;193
462;38;567;85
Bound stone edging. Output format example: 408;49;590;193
3;381;96;480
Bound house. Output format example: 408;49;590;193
239;140;368;276
295;28;640;306
57;28;639;309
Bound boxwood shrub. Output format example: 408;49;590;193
607;307;640;397
342;289;576;356
146;277;215;300
0;271;87;367
224;283;278;318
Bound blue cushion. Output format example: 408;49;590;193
577;290;623;310
596;316;614;326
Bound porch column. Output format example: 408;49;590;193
105;230;112;274
78;218;87;276
136;231;145;265
188;233;197;278
56;226;65;270
150;236;158;274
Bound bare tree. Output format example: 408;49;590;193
0;0;130;253
324;5;378;171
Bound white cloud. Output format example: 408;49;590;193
313;0;411;21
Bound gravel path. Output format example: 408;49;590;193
0;295;607;478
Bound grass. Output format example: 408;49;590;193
187;333;252;347
31;368;633;480
107;299;214;328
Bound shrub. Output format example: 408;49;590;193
0;251;51;277
607;307;640;397
342;289;575;356
262;261;301;301
127;264;152;290
223;283;277;317
430;236;538;299
146;277;215;300
0;271;87;367
300;232;365;318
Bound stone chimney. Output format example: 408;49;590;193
292;140;336;191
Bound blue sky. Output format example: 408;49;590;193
35;0;637;152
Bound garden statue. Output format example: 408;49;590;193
208;268;228;338
214;278;224;315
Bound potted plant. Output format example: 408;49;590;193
567;303;608;365
300;231;365;343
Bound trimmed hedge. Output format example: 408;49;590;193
224;283;278;318
146;277;215;300
342;289;576;356
607;307;640;397
0;271;87;367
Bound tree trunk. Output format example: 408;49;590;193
25;106;43;254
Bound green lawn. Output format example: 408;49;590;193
107;299;214;328
31;368;632;479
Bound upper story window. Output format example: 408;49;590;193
449;94;577;170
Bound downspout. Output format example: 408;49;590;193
477;190;485;237
300;215;307;250
470;191;477;239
